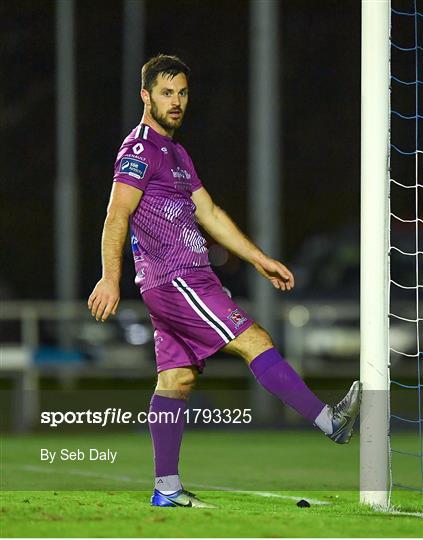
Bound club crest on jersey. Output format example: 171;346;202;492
227;309;247;329
120;157;148;179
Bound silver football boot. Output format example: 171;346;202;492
151;488;216;508
326;380;363;444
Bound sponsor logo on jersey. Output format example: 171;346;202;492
171;166;191;180
227;309;248;329
132;142;144;154
120;157;148;179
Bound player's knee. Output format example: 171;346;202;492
244;324;274;360
251;323;273;347
175;372;196;397
156;367;197;399
224;323;274;362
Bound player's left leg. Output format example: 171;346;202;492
222;323;327;424
222;323;362;444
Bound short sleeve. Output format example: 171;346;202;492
178;145;203;192
190;161;203;192
113;141;158;191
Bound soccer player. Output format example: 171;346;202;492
88;54;362;508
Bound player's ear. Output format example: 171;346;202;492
141;88;150;107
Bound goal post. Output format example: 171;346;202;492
360;0;391;507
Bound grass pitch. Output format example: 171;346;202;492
1;430;421;537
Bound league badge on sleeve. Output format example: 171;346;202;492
119;157;148;180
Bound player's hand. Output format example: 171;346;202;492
87;278;120;322
253;257;295;291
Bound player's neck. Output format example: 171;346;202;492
140;113;174;139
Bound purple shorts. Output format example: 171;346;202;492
141;270;254;373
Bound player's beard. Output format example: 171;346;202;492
150;97;185;132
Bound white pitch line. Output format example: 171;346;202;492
11;465;423;518
375;509;423;519
15;465;330;504
183;481;330;505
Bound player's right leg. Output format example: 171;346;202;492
149;367;196;496
149;366;215;508
222;323;362;444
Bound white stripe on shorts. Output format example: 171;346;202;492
172;277;236;343
176;277;236;340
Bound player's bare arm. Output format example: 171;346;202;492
192;186;295;291
88;182;143;321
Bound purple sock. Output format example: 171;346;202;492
249;348;325;422
148;394;187;477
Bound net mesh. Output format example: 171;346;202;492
389;0;423;495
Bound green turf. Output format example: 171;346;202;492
1;431;422;537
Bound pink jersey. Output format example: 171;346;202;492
113;124;211;292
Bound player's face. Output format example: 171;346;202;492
149;73;188;132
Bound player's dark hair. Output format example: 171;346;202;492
141;54;190;93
